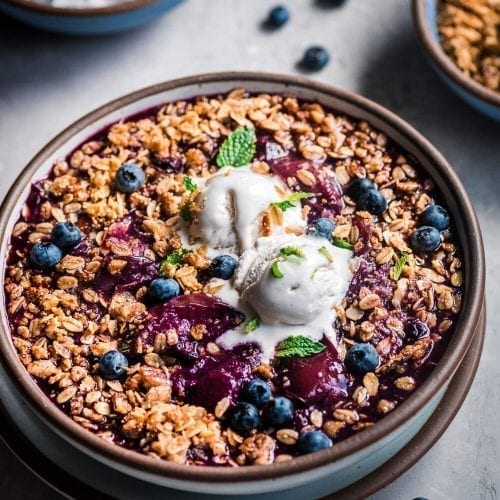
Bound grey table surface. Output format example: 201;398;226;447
0;0;498;498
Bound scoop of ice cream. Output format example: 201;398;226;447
189;166;304;254
235;235;351;325
216;235;353;360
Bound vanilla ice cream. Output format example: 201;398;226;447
189;166;305;254
216;235;354;359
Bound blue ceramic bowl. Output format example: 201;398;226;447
0;0;183;35
413;0;500;121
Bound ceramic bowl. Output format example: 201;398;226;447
413;0;500;121
0;72;485;497
0;0;183;35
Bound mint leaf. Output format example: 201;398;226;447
216;127;256;167
183;176;197;193
332;237;354;250
391;253;408;281
160;248;192;274
179;202;193;222
244;317;260;333
275;335;326;358
271;259;283;278
280;246;305;259
287;192;313;203
271;191;312;212
318;246;333;262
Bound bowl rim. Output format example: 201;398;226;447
0;71;485;484
412;0;500;109
3;0;162;17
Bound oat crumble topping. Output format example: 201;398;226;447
438;0;500;92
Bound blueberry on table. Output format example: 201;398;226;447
209;255;238;280
228;402;260;433
29;242;62;269
148;278;181;302
99;350;129;380
346;177;375;201
297;430;332;454
115;163;146;193
51;221;82;250
345;343;380;375
410;226;441;253
312;217;335;240
301;46;330;71
264;396;294;426
242;378;272;407
267;5;289;27
357;188;388;215
420;204;450;231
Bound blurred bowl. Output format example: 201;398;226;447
0;0;183;35
413;0;500;121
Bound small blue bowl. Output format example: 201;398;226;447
0;0;183;35
413;0;500;121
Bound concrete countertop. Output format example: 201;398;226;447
0;0;498;498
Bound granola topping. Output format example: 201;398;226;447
438;0;500;92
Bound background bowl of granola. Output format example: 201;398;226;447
0;72;485;496
413;0;500;121
0;0;183;35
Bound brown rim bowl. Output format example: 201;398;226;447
0;72;486;493
0;0;183;35
5;0;160;16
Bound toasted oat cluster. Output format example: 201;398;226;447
5;90;463;466
438;0;500;92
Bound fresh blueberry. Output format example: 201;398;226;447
405;319;430;341
301;46;330;71
420;204;450;231
346;177;375;201
51;221;82;250
228;402;260;433
267;5;289;27
410;226;441;253
264;396;294;426
115;163;146;193
29;242;62;269
345;343;380;375
148;278;181;302
357;189;388;215
242;378;272;407
297;430;332;454
312;217;335;240
209;255;238;280
99;350;129;380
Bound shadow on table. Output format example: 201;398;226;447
358;27;500;209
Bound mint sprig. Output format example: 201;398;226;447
183;176;197;193
391;253;408;281
244;317;260;333
216;127;256;168
271;191;312;212
179;202;193;222
318;246;333;262
280;246;305;259
271;260;283;278
160;248;192;274
275;335;326;358
332;237;354;250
